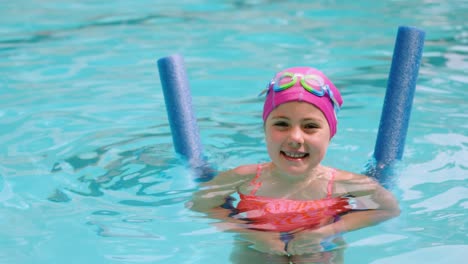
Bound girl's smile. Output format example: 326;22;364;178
281;150;309;160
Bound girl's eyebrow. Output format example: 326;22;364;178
270;116;290;120
302;117;322;122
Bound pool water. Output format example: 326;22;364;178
1;0;467;263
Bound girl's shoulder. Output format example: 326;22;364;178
204;163;259;187
330;168;380;195
329;167;374;182
232;163;259;176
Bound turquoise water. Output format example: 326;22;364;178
1;0;467;263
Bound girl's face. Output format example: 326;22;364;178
264;101;331;178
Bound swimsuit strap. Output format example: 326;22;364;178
248;164;263;196
326;168;336;199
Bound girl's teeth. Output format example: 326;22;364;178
283;151;307;158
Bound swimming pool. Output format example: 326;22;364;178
1;0;467;263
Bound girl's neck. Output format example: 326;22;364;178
268;163;328;184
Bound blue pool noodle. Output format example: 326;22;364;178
370;26;425;181
157;55;215;181
157;56;203;162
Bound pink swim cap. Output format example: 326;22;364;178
262;66;343;138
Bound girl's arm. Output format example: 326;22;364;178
188;164;254;214
320;173;400;236
287;172;400;255
188;164;288;255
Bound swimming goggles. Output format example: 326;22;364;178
259;72;341;113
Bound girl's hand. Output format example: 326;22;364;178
286;229;325;255
212;220;287;255
239;231;288;256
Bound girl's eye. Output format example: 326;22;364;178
304;123;319;129
274;121;289;127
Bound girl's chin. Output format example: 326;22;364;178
278;160;309;175
272;152;322;177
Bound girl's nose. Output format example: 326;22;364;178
287;126;304;148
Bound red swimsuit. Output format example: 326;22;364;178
236;165;352;232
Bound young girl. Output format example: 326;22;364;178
189;67;400;263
